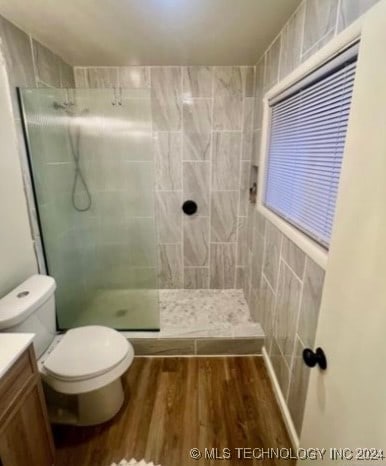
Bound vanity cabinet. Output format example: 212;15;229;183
0;344;55;466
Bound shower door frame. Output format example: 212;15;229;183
17;87;160;332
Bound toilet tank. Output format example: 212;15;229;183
0;275;57;358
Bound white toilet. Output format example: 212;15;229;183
0;274;134;426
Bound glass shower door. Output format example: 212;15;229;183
20;87;159;330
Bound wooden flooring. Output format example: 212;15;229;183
53;357;293;466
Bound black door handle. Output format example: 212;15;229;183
302;347;327;370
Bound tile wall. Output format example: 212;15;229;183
74;65;255;289
244;0;380;439
0;15;75;271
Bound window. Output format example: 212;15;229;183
264;43;358;248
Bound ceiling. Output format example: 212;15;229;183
0;0;301;66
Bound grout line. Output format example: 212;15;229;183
207;66;215;289
334;0;342;36
234;79;246;287
280;256;304;285
287;267;305;401
299;0;307;63
180;66;185;288
29;35;39;86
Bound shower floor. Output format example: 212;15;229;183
69;289;264;355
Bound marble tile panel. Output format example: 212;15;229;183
255;209;266;237
209;243;236;289
160;327;233;339
213;96;243;130
183;131;211;160
154;132;182;190
183;161;210;216
32;39;61;87
183;216;209;266
235;266;245;289
119;66;150;88
183;267;209;289
246;204;255;249
243;97;254;133
301;29;335;62
214;66;243;96
275;260;302;366
252;129;262;166
131;339;195;355
264;35;281;92
233;322;264;338
74;68;87;87
302;0;338;55
338;0;379;31
279;3;305;80
158;244;183;289
0;17;36;88
242;131;253;162
210;191;238;242
270;338;290;398
259;275;276;355
151;67;182;130
254;57;265;129
183;98;212;132
156;191;182;244
281;235;306;279
238;161;251;217
251;231;265;293
196;338;263;355
288;336;311;436
242;66;255;97
244;249;253;301
85;67;118;88
212;132;241;190
183;66;213;97
263;220;282;290
248;288;259;322
298;257;325;347
59;61;75;88
236;217;248;267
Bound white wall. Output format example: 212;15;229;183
0;51;37;296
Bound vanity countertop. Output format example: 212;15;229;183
0;333;35;378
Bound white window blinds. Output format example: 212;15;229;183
264;43;358;248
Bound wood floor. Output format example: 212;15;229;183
53;357;293;466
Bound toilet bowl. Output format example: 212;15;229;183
0;275;135;426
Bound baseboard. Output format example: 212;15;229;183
262;346;299;449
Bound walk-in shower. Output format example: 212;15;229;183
19;87;160;330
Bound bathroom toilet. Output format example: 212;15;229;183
0;274;134;426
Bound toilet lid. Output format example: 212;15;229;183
44;326;130;380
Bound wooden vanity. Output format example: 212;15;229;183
0;335;55;466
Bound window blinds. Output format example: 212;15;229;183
264;43;358;248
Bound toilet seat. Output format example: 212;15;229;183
40;326;135;395
44;325;129;381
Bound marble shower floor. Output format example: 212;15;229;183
157;289;262;338
70;288;263;340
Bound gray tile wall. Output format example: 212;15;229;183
74;65;255;289
244;0;380;439
0;15;74;273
